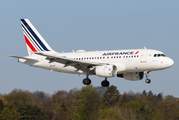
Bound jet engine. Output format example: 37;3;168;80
95;65;117;78
117;72;144;81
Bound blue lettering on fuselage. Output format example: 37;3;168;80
102;51;134;56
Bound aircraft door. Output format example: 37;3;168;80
140;50;147;63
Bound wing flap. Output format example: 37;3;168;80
35;52;105;68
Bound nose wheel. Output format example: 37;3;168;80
145;79;151;84
145;71;151;84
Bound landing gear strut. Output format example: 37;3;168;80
145;71;151;84
83;71;91;85
101;78;110;87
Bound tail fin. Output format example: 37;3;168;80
21;19;54;55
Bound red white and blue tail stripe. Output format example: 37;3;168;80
21;19;54;55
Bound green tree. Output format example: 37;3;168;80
72;85;101;120
4;90;38;106
0;100;4;114
0;106;20;120
157;98;179;120
142;90;147;97
156;93;163;101
17;104;49;120
46;90;72;120
98;106;137;120
123;98;159;120
98;107;124;120
102;85;120;108
33;91;51;109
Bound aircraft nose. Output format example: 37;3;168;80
169;58;174;66
167;58;174;68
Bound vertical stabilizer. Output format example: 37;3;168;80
21;19;55;56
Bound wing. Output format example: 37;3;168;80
35;52;106;71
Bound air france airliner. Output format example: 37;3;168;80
9;19;174;87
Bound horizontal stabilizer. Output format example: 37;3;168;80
8;55;39;62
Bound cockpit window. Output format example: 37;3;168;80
161;54;166;57
154;54;166;57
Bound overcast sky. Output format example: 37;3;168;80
1;1;178;97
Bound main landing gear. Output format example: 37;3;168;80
145;71;151;84
83;77;91;85
101;78;110;87
82;77;110;87
83;71;91;85
82;72;110;87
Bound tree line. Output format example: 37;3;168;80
0;85;179;120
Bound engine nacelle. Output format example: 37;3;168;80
95;65;117;78
117;72;144;81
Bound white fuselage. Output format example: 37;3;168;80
19;49;174;76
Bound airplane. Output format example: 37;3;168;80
9;19;174;87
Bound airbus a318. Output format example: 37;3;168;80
9;19;174;87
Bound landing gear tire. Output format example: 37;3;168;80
101;79;110;87
145;79;151;84
83;78;91;85
145;71;151;84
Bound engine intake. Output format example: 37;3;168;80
117;72;144;81
95;65;117;78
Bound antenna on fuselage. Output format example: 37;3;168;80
144;46;146;49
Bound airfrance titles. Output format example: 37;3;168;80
102;51;134;56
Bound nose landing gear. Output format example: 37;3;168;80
145;71;151;84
